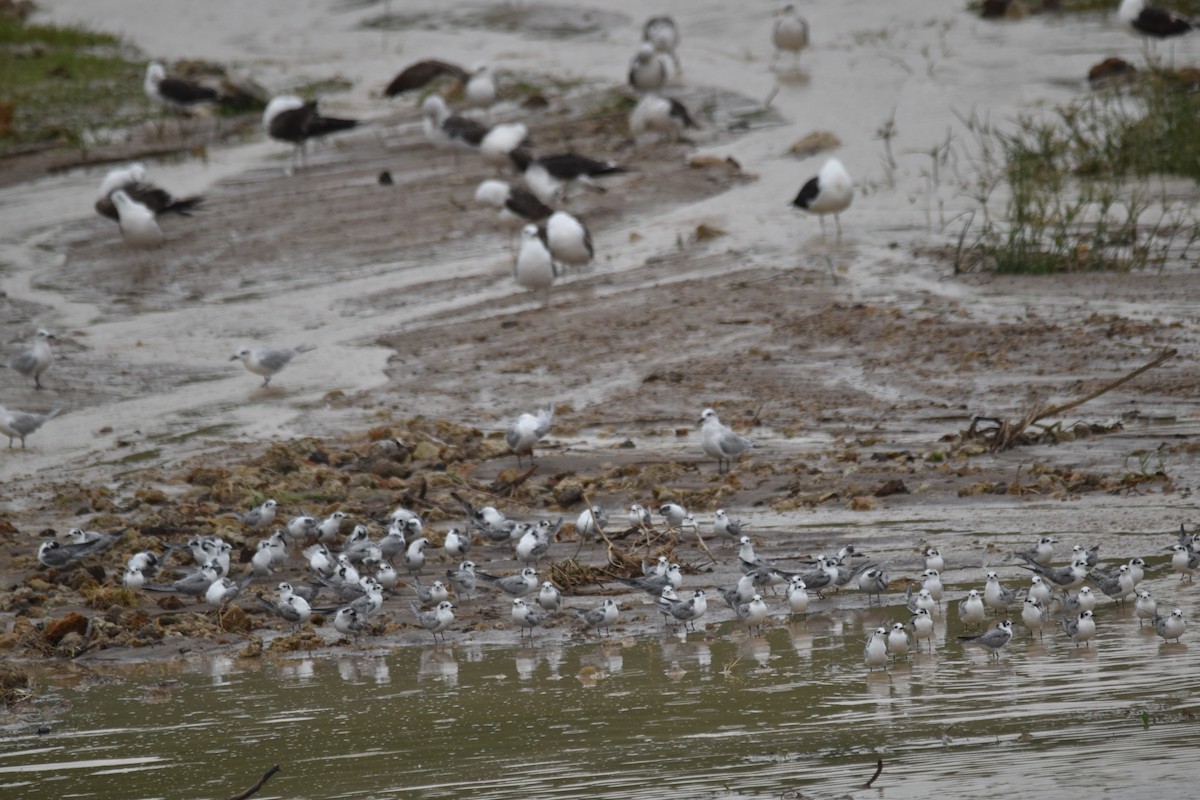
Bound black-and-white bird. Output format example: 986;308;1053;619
629;94;696;142
464;64;497;111
263;95;358;173
1119;0;1194;40
791;158;853;238
143;61;219;112
509;149;627;206
505;403;554;465
0;404;60;449
384;59;468;97
109;190;164;248
545;211;593;268
231;343;316;387
6;328;55;389
514;224;558;303
95;163;203;221
479;122;530;172
474;180;553;232
698;407;754;474
421;95;488;153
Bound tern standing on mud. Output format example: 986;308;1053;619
698;408;754;474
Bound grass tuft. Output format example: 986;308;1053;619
953;67;1200;274
0;15;145;151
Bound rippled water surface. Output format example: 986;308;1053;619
5;585;1198;800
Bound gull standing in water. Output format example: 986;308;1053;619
958;620;1014;659
231;343;315;387
910;608;935;651
1153;608;1187;643
864;627;889;671
887;622;911;661
1063;610;1097;648
1134;589;1158;626
791;158;853;238
1021;597;1050;641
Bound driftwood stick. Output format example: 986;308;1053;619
996;348;1176;450
227;764;280;800
863;758;884;789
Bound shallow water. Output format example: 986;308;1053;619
4;584;1198;800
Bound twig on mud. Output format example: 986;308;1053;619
970;348;1176;451
689;522;719;566
862;758;883;789
226;764;280;800
487;465;537;496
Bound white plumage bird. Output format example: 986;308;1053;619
505;403;554;465
698;408;754;474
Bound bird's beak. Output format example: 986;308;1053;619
229;355;239;361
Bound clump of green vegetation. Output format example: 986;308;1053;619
953;68;1200;275
0;9;145;152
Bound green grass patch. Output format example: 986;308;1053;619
953;68;1200;274
0;15;146;151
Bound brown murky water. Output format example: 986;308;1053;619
3;583;1197;800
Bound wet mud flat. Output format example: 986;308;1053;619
3;46;1200;669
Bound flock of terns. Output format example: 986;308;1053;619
30;475;1196;663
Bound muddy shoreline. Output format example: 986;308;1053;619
3;0;1200;672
